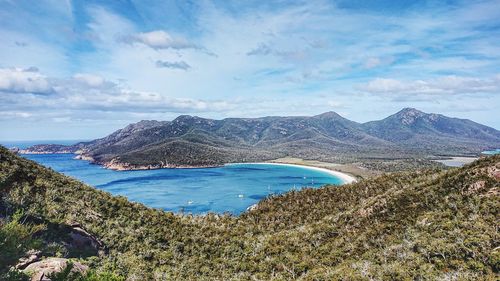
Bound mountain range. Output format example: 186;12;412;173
21;108;500;170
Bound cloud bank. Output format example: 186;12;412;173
0;68;53;95
0;67;233;121
359;75;500;97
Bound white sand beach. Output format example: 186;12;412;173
227;162;357;184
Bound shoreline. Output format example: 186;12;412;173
226;162;357;184
21;152;357;183
432;156;479;167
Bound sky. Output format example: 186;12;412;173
0;0;499;141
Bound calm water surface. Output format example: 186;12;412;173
19;153;344;214
482;148;500;155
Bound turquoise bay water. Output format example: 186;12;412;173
20;153;344;214
482;149;500;155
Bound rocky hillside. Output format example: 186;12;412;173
20;108;500;169
362;108;500;154
1;146;498;280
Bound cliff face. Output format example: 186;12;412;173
1;146;499;280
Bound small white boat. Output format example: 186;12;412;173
238;194;244;198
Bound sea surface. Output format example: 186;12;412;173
482;148;500;155
434;157;478;167
9;148;344;214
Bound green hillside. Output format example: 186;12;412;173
1;146;498;280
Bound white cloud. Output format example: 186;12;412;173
125;30;198;50
0;67;53;94
0;111;33;119
358;75;500;96
73;73;107;87
0;67;234;117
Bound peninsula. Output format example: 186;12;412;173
20;108;500;175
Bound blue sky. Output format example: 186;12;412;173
0;0;499;140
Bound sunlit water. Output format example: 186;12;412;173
16;152;344;214
482;148;500;155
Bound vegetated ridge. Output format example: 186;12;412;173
1;146;499;280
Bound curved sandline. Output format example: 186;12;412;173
226;162;356;184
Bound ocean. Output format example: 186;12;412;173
2;140;345;214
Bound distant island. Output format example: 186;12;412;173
19;108;500;172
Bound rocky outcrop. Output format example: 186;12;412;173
74;154;94;161
246;204;258;212
102;158;142;171
68;222;105;254
13;223;102;278
102;158;221;171
15;250;42;270
23;258;88;281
